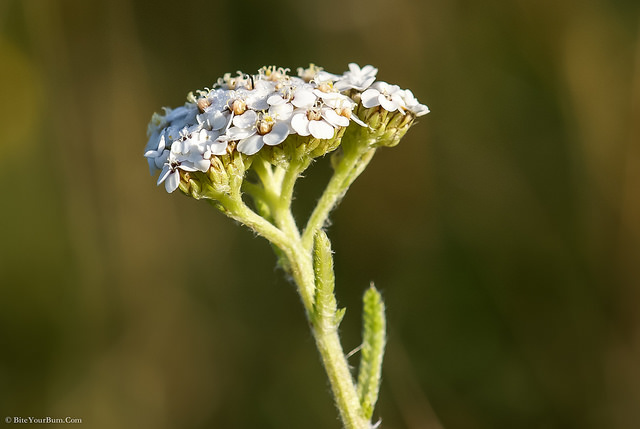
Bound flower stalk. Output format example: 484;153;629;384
144;64;428;428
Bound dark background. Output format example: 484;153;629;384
1;0;639;428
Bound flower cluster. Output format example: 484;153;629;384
144;64;429;193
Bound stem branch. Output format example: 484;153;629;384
302;146;376;250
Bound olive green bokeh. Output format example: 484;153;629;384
1;0;639;428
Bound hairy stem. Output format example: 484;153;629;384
214;140;379;429
302;146;376;250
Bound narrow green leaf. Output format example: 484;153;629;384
357;284;387;420
312;230;338;330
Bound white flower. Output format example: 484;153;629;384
334;63;378;91
227;110;258;141
144;133;169;174
146;63;430;192
210;87;235;110
207;134;230;156
157;162;181;193
155;125;229;193
209;133;232;155
171;129;213;172
197;108;231;131
266;95;295;121
400;89;430;116
360;81;406;112
313;89;350;108
231;107;292;155
237;120;290;155
143;104;198;170
157;149;195;193
314;70;340;85
312;90;366;127
233;79;276;111
291;105;349;140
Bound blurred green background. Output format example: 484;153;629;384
1;0;639;428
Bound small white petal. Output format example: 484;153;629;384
269;102;293;120
267;94;286;106
247;97;269;111
145;133;166;153
233;110;257;128
412;104;430;116
350;114;367;127
178;163;198;172
157;164;172;185
315;91;346;108
172;140;184;154
193;158;210;172
186;145;205;162
308;120;335;139
333;80;351;91
322;109;349;127
391;92;406;108
226;126;256;140
195;128;210;143
348;63;361;74
362;65;378;76
291;112;311;136
165;171;180;193
371;81;390;92
203;129;221;142
263;122;289;146
237;134;264;155
292;89;316;108
402;89;416;102
379;95;398;112
386;83;402;94
361;89;381;108
360;76;376;90
211;111;229;130
254;80;275;92
209;141;228;155
144;149;158;159
316;70;339;82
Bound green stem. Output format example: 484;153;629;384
312;325;370;429
224;192;369;428
215;194;288;250
216;191;316;311
252;155;278;190
210;141;378;429
273;158;307;242
298;231;369;429
286;239;316;312
301;146;376;250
